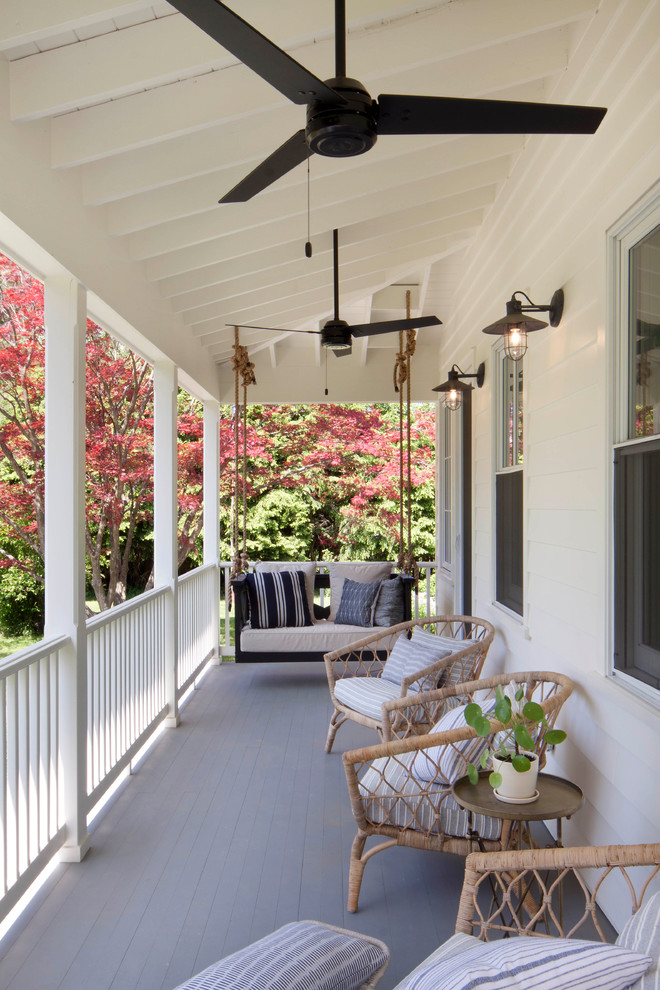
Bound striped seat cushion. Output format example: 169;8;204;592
334;676;402;720
246;570;312;629
173;920;389;990
358;750;502;842
397;935;651;990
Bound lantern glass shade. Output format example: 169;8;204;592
443;387;462;411
504;326;528;361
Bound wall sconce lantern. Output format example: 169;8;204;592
433;362;485;411
481;288;564;361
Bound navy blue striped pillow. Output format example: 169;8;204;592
246;570;312;629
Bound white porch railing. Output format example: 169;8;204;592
0;637;68;921
0;565;221;925
86;588;169;807
0;558;438;925
177;563;217;693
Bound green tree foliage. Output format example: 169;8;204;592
219;401;435;562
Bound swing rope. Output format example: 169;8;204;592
393;291;418;582
231;326;256;579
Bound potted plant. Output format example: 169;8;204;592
464;681;567;802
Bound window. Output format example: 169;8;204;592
613;213;660;690
495;353;523;615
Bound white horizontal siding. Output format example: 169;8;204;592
443;0;660;928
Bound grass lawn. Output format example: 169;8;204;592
0;631;40;660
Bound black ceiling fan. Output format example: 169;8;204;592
168;0;607;203
230;229;442;356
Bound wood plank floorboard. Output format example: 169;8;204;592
0;661;505;990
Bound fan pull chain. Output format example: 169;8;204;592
305;158;312;258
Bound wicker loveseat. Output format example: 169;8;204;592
231;561;414;663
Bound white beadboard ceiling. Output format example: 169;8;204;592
0;0;601;371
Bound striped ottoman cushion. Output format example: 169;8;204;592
172;921;389;990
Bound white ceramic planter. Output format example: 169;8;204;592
491;752;539;802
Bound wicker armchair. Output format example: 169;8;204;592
342;670;573;912
456;842;660;940
324;615;494;753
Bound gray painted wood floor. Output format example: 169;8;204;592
0;661;485;990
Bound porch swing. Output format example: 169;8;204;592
229;321;419;663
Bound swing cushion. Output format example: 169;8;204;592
246;570;312;629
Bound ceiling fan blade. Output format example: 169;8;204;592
219;130;311;202
350;315;442;338
377;94;607;135
227;323;322;334
168;0;342;106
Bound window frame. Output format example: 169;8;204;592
609;181;660;702
493;344;525;620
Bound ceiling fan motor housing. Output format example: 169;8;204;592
320;318;352;350
306;78;378;157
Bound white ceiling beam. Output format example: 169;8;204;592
12;1;429;121
130;150;514;263
106;131;522;236
171;205;486;319
0;0;156;49
78;27;568;196
48;0;593;163
191;232;470;336
10;15;234;121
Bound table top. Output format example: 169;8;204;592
451;771;584;822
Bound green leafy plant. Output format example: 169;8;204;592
464;682;567;789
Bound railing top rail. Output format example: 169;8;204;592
86;585;168;632
218;559;438;570
178;562;216;585
0;633;70;677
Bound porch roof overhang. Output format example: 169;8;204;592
0;0;603;402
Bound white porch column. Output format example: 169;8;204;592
44;275;90;862
203;401;220;661
153;361;179;727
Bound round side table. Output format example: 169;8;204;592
452;771;584;850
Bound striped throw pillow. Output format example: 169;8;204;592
616;891;660;990
411;704;491;783
381;630;451;686
246;570;312;629
398;935;651;990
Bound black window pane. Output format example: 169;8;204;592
496;471;523;615
614;440;660;687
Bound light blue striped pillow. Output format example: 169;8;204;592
616;891;660;990
411;704;491;783
382;630;451;686
398;935;651;990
